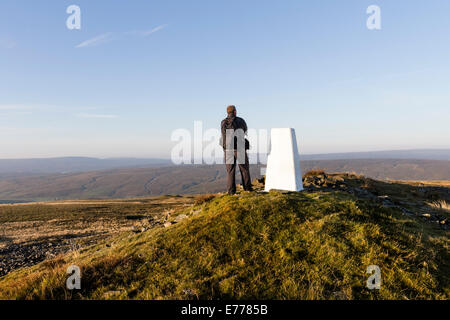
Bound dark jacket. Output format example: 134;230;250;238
220;116;248;150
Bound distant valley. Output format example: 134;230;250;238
0;158;449;201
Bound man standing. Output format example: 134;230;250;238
221;105;252;195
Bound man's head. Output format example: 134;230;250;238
227;105;237;117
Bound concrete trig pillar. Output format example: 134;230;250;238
264;128;303;192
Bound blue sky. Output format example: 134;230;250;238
1;0;449;159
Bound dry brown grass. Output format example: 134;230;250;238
394;180;450;187
428;200;450;212
194;194;216;205
303;169;326;178
41;256;66;269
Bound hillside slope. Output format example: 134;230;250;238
0;173;448;300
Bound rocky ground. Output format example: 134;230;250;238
1;239;80;276
0;196;194;277
0;220;134;277
250;172;449;229
301;172;449;229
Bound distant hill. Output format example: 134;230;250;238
301;149;450;161
0;157;171;175
302;159;450;181
0;159;450;201
0;149;448;176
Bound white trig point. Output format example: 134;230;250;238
264;128;303;192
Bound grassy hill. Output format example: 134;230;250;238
0;172;448;300
1;159;450;202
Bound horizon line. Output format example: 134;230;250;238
0;148;449;161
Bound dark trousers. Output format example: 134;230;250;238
225;150;252;195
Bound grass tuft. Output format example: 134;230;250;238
193;194;216;205
303;169;326;178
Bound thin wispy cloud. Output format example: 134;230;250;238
0;105;34;111
0;112;32;118
128;24;168;37
0;105;33;118
0;105;20;110
77;113;119;119
75;33;114;48
75;24;167;48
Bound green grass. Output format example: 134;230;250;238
0;187;448;300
